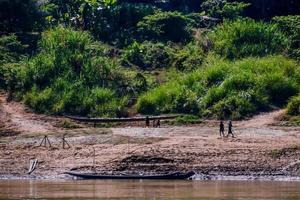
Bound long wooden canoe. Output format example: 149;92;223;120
64;115;180;123
65;171;195;180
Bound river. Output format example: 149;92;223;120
0;179;300;200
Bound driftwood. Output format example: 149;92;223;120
65;115;180;123
28;159;38;174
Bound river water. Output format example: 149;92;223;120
0;179;300;200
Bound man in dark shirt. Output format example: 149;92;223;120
219;121;225;137
146;116;150;127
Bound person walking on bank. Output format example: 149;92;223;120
219;120;225;137
227;120;235;138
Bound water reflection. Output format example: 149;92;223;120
0;179;300;200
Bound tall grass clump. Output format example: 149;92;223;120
287;94;300;116
209;19;289;59
273;15;300;61
136;55;300;119
15;26;143;117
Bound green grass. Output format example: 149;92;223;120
209;18;289;59
166;115;202;125
136;55;300;119
286;94;300;116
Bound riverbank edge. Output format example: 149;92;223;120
1;173;300;182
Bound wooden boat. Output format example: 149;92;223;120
66;171;195;180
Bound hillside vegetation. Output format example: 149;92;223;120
0;0;299;119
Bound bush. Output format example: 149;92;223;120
17;26;143;117
209;19;289;59
136;55;300;119
137;11;193;43
122;41;174;69
259;72;298;106
172;43;205;71
0;34;27;65
186;13;220;28
0;35;27;89
273;15;300;60
287;94;300;116
201;0;250;20
136;82;182;114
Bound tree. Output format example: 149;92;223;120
41;0;117;29
0;0;44;33
201;0;250;20
137;11;193;43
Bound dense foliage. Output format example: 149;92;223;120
201;0;250;19
137;11;193;43
0;0;44;32
0;35;28;90
273;15;300;61
5;27;151;117
287;94;300;116
122;41;175;69
137;56;300;119
42;1;157;46
0;0;299;119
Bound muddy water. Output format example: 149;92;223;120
0;180;300;200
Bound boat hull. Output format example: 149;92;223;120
66;171;195;180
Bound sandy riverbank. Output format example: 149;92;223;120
0;124;300;180
0;94;300;180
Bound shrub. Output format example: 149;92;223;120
136;82;182;114
172;43;205;71
0;34;27;65
0;35;27;89
137;11;193;43
287;94;300;116
201;0;250;20
122;41;174;69
273;15;300;60
186;13;220;28
209;19;289;59
259;72;298;106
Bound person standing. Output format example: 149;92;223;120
145;116;150;127
227;120;235;138
156;119;161;128
219;120;225;137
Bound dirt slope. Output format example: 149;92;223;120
0;93;59;134
236;110;286;128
